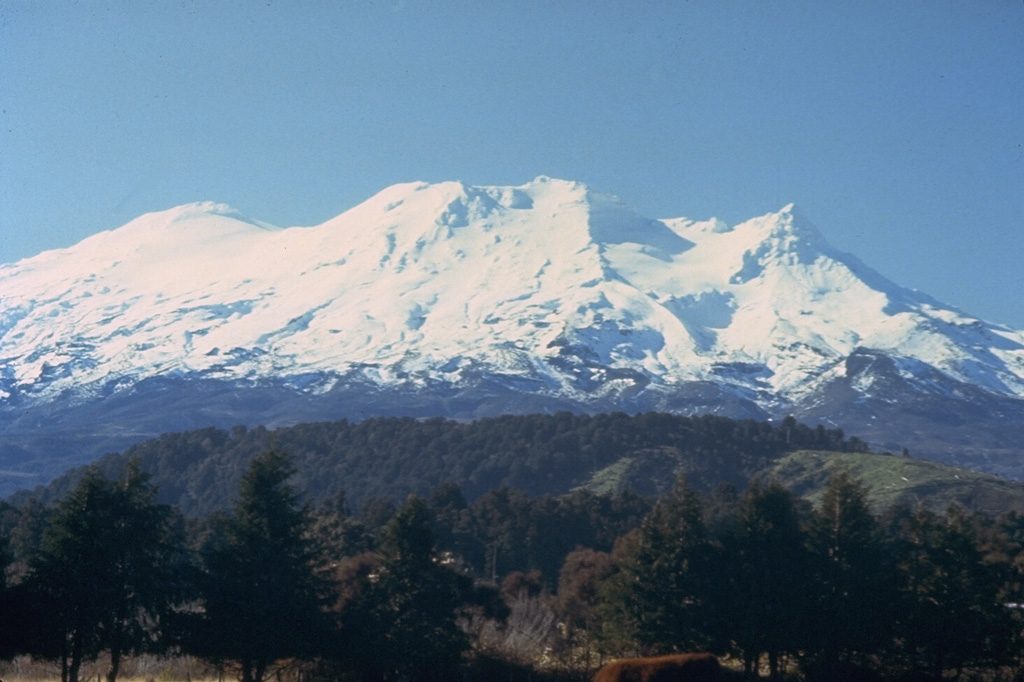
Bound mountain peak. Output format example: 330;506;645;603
5;178;1024;489
762;202;817;235
730;202;827;257
3;178;1024;425
525;175;586;190
164;200;242;220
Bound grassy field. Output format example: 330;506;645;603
0;655;221;682
574;444;1024;516
766;449;1024;515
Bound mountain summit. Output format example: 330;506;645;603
2;177;1024;492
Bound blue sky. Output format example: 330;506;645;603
2;1;1022;326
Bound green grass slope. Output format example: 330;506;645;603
765;450;1024;516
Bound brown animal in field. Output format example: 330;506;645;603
593;653;722;682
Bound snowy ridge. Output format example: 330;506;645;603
2;176;1024;415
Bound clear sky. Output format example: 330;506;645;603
2;1;1022;326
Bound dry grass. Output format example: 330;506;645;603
0;655;222;682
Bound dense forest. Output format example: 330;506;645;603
9;412;867;516
3;435;1024;681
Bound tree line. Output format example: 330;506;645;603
9;412;867;517
3;448;1024;682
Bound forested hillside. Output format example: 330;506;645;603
3;446;1024;682
9;413;866;516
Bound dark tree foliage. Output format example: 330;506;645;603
988;509;1024;609
22;461;186;682
620;478;716;655
1;502;71;662
14;413;865;517
556;547;616;651
885;504;1018;679
468;486;534;581
718;481;813;677
805;472;897;671
0;522;15;660
337;497;499;682
594;473;1024;680
425;484;649;585
0;578;63;664
0;503;10;588
185;448;332;682
309;498;374;569
9;414;1024;681
0;497;51;572
0;519;8;595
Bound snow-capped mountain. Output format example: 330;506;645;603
3;177;1024;492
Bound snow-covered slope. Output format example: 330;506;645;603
3;177;1024;490
4;176;1023;406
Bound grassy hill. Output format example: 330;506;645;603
764;450;1024;515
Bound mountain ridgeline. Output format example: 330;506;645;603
3;177;1024;493
11;413;871;517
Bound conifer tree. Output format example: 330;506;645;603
619;477;715;654
0;525;15;660
27;461;184;682
891;505;1017;678
719;480;811;678
189;448;330;682
806;471;894;674
361;497;474;681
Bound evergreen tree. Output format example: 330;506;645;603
890;505;1017;678
471;487;533;580
0;525;15;660
806;472;894;675
309;490;373;569
719;480;812;678
3;498;51;571
0;522;8;592
618;477;715;654
356;497;476;681
188;448;331;682
428;481;481;570
26;461;185;682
